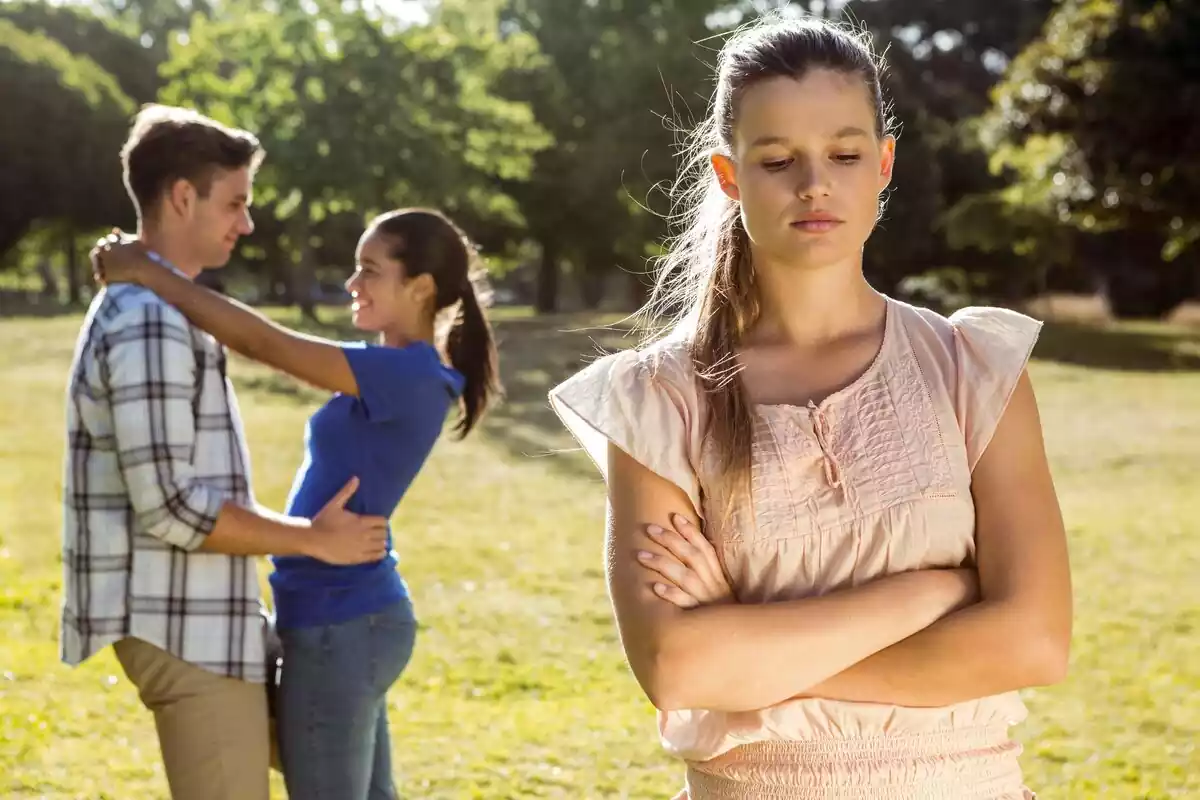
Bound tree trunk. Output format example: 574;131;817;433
579;268;605;310
535;239;560;314
38;261;59;302
64;227;81;305
287;216;319;322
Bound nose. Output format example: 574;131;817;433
344;273;359;294
239;208;255;236
794;156;833;200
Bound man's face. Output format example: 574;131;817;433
185;166;255;269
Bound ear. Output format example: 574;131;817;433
710;153;741;201
878;135;896;192
166;177;198;221
408;272;437;306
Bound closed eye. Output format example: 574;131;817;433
762;158;792;172
834;153;862;164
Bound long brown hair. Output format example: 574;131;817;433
371;208;502;437
640;16;893;494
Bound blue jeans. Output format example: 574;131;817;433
276;598;417;800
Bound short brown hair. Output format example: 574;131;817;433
120;104;265;219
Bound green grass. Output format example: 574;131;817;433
1;308;1197;798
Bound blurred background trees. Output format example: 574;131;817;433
2;0;1196;319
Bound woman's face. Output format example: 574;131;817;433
712;69;895;273
344;228;432;334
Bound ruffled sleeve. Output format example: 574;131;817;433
548;343;703;514
949;306;1044;472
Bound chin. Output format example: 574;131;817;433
350;311;378;331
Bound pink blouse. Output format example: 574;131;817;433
549;297;1043;799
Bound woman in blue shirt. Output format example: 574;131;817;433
92;208;500;799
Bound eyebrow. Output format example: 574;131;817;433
749;127;872;148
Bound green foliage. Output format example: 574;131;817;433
0;1;162;102
981;0;1200;261
3;0;1196;312
159;0;548;230
498;0;729;309
0;16;137;260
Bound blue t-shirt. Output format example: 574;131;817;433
270;341;465;629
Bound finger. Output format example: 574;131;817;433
324;476;360;511
652;581;698;609
646;524;704;574
670;513;723;584
637;551;708;599
636;550;682;583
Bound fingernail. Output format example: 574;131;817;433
672;513;689;527
653;583;667;594
646;525;663;536
637;551;652;561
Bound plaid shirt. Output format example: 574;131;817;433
61;278;266;682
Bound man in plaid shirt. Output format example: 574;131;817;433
63;105;389;800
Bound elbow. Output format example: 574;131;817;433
633;646;687;712
134;488;219;552
645;677;694;713
139;510;209;551
629;634;702;712
1019;627;1071;687
1022;633;1070;686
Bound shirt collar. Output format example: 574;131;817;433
144;249;195;281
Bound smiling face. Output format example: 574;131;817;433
344;226;435;336
711;69;895;272
180;166;255;269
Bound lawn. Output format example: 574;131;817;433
0;307;1197;798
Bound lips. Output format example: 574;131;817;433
791;214;843;234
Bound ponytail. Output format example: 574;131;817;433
369;207;502;438
445;276;500;438
692;207;757;500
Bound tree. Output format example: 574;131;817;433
845;0;1056;302
0;0;162;103
500;0;732;312
158;0;549;318
979;0;1200;316
0;13;137;300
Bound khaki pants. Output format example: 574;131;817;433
114;637;270;800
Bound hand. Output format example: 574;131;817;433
637;513;735;609
302;477;390;565
90;228;150;287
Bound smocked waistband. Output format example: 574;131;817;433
685;726;1030;800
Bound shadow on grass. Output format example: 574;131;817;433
229;309;642;477
227;309;1200;481
1036;321;1200;372
0;301;88;319
479;314;638;478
